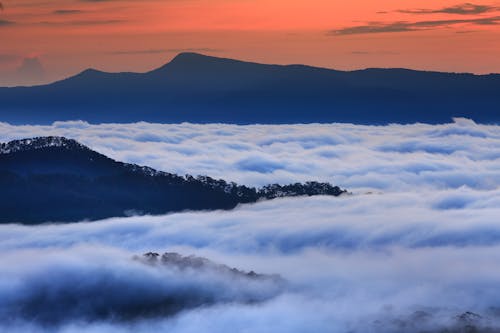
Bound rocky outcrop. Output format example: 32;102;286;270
139;252;284;283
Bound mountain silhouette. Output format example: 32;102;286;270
0;52;498;124
0;136;346;224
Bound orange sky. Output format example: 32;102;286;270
0;0;499;86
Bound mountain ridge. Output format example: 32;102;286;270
59;53;500;84
76;53;500;79
0;136;346;224
0;52;499;125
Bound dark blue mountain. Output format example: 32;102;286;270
0;52;499;124
0;137;345;224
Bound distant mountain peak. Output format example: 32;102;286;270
170;52;226;63
80;68;102;74
172;52;209;60
153;52;210;70
0;136;90;155
72;68;107;79
151;52;248;74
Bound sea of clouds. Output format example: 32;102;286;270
1;119;500;332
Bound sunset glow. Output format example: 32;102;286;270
1;0;499;85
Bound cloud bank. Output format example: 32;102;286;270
0;118;498;191
0;247;283;327
1;120;500;332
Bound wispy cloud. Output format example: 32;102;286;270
37;19;125;26
398;3;500;15
330;16;500;35
52;9;85;15
0;19;14;26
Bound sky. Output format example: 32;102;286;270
0;0;499;86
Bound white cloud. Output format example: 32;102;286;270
0;118;498;191
1;119;500;332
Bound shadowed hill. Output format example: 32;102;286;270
0;136;346;224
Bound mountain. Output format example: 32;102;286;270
0;53;499;125
0;136;346;224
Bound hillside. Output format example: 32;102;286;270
0;136;345;224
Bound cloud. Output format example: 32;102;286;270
235;155;286;173
38;19;125;26
52;10;85;15
330;16;500;35
2;191;500;331
1;121;500;331
398;3;500;15
1;118;499;191
0;19;14;26
0;247;283;326
331;22;415;35
16;57;45;83
3;188;500;252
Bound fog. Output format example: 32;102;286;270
1;119;500;332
